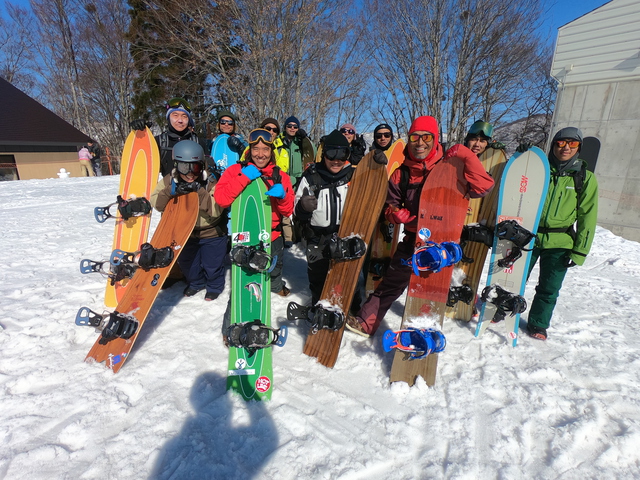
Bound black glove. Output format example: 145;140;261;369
130;119;152;131
175;181;200;195
373;149;388;165
227;135;243;152
354;135;367;152
489;141;505;150
516;142;532;153
299;187;318;212
295;128;307;139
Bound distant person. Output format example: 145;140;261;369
523;127;598;341
210;109;247;159
279;115;312;187
370;123;394;152
78;146;95;177
339;123;366;165
87;140;102;176
464;120;505;157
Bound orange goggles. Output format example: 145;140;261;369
408;133;434;143
555;140;580;148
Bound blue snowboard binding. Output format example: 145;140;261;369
382;327;446;360
403;241;463;275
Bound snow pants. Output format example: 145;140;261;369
270;236;285;293
79;159;95;177
526;248;570;330
177;235;227;294
355;232;415;335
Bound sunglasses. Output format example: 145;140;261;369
166;97;192;112
340;128;355;135
176;161;203;175
324;146;351;161
468;121;493;138
286;124;299;129
555;140;580;149
262;126;279;133
375;132;392;139
219;119;234;126
408;133;434;143
248;129;274;145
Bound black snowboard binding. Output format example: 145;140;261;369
380;221;395;244
226;320;287;357
230;241;276;273
80;259;137;285
75;307;139;345
307;233;367;264
460;223;494;263
286;302;345;334
447;284;474;307
94;195;152;223
110;242;174;271
480;284;527;323
495;220;536;268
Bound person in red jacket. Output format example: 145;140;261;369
345;115;495;337
214;128;295;296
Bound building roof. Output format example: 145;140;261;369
0;77;92;147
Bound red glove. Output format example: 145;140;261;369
385;206;416;224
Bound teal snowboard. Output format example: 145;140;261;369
211;134;240;172
475;147;550;346
227;179;282;400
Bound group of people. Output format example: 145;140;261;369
132;96;599;343
77;140;102;177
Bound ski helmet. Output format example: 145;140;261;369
173;140;204;162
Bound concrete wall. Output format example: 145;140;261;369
12;152;90;180
552;79;640;241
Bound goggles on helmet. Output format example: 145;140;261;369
248;129;274;146
324;145;351;161
176;160;203;175
468;121;493;139
166;97;192;113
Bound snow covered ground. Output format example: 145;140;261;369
1;175;640;480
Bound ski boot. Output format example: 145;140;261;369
495;220;536;268
230;242;276;273
94;195;152;223
403;241;463;275
286;302;345;334
80;259;137;285
226;320;287;357
480;284;527;323
75;307;139;345
447;284;474;307
110;242;174;270
382;327;446;360
307;233;366;263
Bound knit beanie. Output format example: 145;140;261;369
260;117;281;134
374;123;393;136
217;109;237;123
324;129;350;148
284;116;300;127
166;107;192;124
340;123;356;133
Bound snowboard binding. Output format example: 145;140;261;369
307;233;367;264
110;242;174;271
460;223;494;263
480;284;527;323
495;220;536;268
94;195;152;223
230;241;276;273
382;327;446;360
286;302;345;334
380;221;395;244
447;284;474;307
226;320;287;357
75;307;139;345
79;259;137;285
403;241;463;275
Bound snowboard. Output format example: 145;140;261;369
80;192;199;373
445;147;507;321
365;139;405;294
389;155;469;387
302;151;388;367
581;136;600;173
227;178;276;401
475;147;550;346
211;134;240;172
105;127;160;308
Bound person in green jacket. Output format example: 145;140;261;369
526;127;599;340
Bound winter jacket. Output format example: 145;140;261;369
78;147;91;161
155;129;206;177
150;174;227;239
536;158;598;266
213;161;294;241
294;162;354;240
385;143;494;232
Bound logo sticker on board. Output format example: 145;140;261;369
233;232;250;244
255;376;271;393
235;358;247;370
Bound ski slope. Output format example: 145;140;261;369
1;175;639;479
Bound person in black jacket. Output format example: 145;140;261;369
340;123;366;166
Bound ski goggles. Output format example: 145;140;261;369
375;132;392;139
324;145;351;161
340;128;355;135
468;121;493;139
218;118;234;126
166;97;192;113
408;133;434;143
555;139;580;148
248;129;275;146
176;161;203;175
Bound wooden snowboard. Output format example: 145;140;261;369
390;156;469;387
105;127;160;308
445;147;507;321
303;151;388;368
85;192;199;373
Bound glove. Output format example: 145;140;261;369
386;207;416;225
130;119;152;131
228;135;244;152
171;179;200;196
295;128;307;139
241;164;261;181
353;135;367;153
516;142;532;153
489;141;505;150
564;253;577;268
265;183;286;199
373;149;388;165
299;187;318;212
